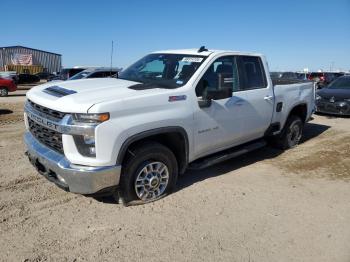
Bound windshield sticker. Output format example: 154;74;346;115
181;57;203;63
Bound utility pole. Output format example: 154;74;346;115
110;40;114;76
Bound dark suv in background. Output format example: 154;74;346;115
309;72;344;88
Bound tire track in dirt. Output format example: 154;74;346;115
0;102;24;126
266;129;350;181
0;187;79;233
0;175;41;191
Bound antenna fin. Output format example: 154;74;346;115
198;46;208;52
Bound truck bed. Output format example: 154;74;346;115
272;81;315;129
272;78;313;86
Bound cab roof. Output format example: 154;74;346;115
152;48;263;57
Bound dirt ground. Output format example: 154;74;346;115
1;97;350;262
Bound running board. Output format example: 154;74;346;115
188;140;267;170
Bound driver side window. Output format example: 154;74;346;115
195;56;239;97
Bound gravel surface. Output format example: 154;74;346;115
0;101;349;262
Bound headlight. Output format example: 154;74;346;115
72;113;109;124
71;113;109;157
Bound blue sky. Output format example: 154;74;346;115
1;0;350;71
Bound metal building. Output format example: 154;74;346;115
0;45;61;73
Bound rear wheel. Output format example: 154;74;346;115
272;115;303;150
118;142;178;206
0;87;8;97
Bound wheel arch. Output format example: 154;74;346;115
117;127;189;174
285;103;308;125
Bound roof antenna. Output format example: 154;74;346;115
198;46;208;53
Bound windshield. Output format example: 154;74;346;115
69;70;91;80
118;53;206;88
327;77;350;89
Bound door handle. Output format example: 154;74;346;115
264;95;274;101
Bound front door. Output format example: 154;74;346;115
193;56;245;158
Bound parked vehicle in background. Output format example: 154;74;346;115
0;71;19;84
24;48;315;205
18;73;40;84
316;76;350;115
279;72;299;79
48;67;86;81
308;72;344;88
0;77;17;96
297;72;310;80
270;72;281;79
68;67;121;80
271;71;310;85
35;72;55;80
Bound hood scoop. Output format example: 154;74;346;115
43;85;77;97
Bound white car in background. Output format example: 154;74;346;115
68;67;121;80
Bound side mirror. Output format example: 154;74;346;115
198;88;232;108
197;79;211;108
205;88;232;100
198;98;212;108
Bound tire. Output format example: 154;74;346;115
272;115;303;150
0;87;8;97
118;142;178;206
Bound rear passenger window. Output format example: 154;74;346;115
237;56;267;90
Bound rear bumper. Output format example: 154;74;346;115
24;132;121;194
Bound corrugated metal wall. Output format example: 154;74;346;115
5;65;43;74
0;46;61;73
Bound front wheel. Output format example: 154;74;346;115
118;142;178;206
0;87;8;97
272;115;303;150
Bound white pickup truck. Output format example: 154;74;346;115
24;47;315;205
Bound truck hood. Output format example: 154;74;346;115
26;78;159;113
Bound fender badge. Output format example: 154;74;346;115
168;95;187;102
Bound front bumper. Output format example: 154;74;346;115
316;101;350;116
24;132;121;194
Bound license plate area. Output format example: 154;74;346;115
26;152;69;191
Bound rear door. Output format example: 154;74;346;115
234;56;274;140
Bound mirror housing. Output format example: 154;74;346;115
198;98;212;108
205;88;232;100
196;79;233;108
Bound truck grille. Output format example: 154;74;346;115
28;100;66;120
28;118;64;154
